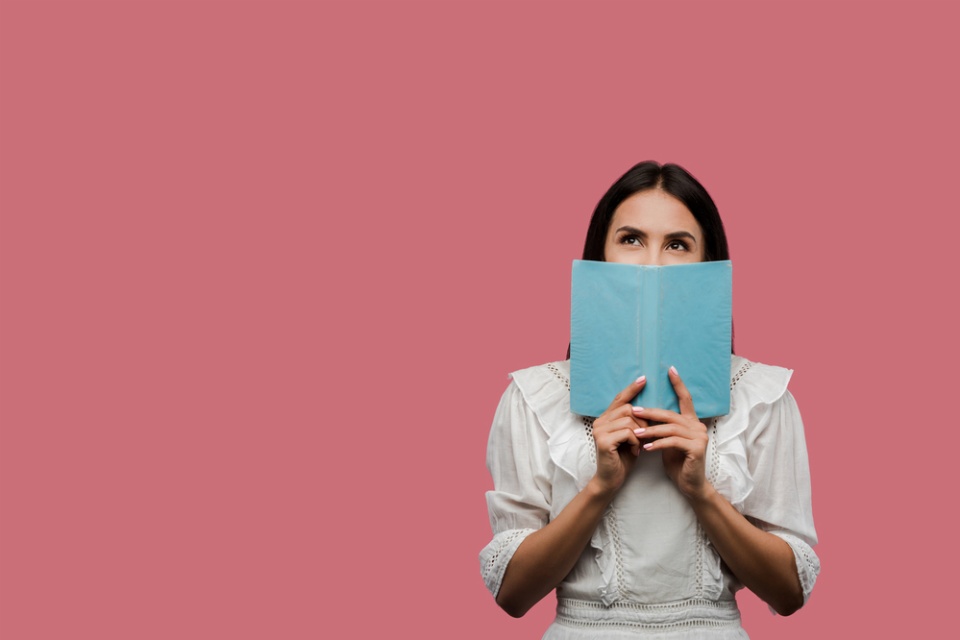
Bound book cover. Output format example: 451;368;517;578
570;260;732;418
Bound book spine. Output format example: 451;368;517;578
639;267;660;407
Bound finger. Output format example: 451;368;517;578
597;427;641;455
668;366;697;417
631;419;650;438
630;405;683;425
633;422;700;441
594;415;645;435
610;403;643;421
605;375;647;413
601;404;649;428
642;435;697;453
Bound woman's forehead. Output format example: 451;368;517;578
610;191;702;234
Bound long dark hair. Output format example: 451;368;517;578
567;161;733;358
581;161;729;262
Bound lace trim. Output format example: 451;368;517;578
697;419;718;598
583;417;596;464
731;361;753;390
480;528;536;596
706;417;720;486
547;362;569;389
604;508;628;601
481;529;523;583
693;363;751;597
771;531;820;601
694;520;705;597
556;597;741;630
547;362;625;600
546;363;598;466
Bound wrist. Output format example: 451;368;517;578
586;476;619;503
684;481;718;508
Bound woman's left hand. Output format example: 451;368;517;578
631;366;710;501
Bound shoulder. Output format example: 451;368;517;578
508;360;571;406
499;361;594;490
720;355;805;456
501;360;576;434
728;354;794;409
720;355;800;443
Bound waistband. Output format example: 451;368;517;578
556;597;742;631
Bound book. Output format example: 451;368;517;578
570;260;732;418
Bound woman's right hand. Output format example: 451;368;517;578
589;376;648;496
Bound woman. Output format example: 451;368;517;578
479;162;819;638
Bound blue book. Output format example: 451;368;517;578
570;260;732;418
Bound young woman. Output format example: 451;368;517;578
480;162;819;638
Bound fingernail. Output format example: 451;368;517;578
634;428;645;436
643;443;653;450
632;406;644;414
635;375;646;384
669;366;678;376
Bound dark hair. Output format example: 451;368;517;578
567;161;733;358
581;161;729;262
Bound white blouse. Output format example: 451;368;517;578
479;356;819;639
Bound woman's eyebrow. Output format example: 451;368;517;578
664;231;698;244
616;227;698;245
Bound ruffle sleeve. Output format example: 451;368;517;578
479;363;612;602
504;363;619;606
479;379;552;597
710;362;821;608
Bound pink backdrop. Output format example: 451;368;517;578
2;1;957;637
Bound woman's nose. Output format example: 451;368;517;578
639;252;663;266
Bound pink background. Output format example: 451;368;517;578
2;1;957;637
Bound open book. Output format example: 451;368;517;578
570;260;732;418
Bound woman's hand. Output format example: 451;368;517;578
632;367;710;500
589;376;649;496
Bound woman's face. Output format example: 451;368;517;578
603;189;705;265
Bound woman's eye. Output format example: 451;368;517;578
667;240;689;251
620;235;642;246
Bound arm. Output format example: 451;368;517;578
489;377;649;618
635;367;807;616
687;486;803;615
495;478;615;617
